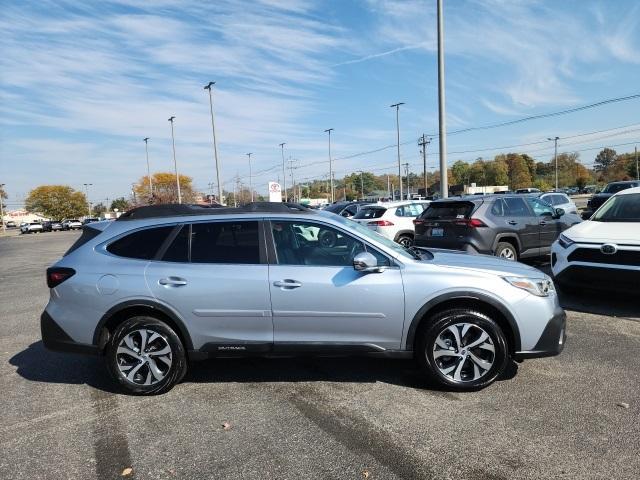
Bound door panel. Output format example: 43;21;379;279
500;198;540;255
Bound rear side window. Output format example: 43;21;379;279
421;202;475;219
64;226;102;256
191;221;259;264
107;226;174;260
162;225;190;262
353;207;386;219
503;197;530;216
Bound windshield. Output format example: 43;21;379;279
323;204;347;214
316;211;416;260
353;206;386;219
591;193;640;222
602;183;637;194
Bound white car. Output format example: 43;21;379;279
20;222;44;234
540;192;578;215
551;186;640;293
351;200;430;247
62;219;82;230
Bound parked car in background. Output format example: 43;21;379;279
83;218;100;225
583;180;640;219
323;201;370;218
41;202;565;395
414;194;581;261
515;188;541;194
42;221;63;232
552;186;640;293
352;200;430;247
539;192;578;215
4;220;17;228
20;222;44;234
62;219;82;230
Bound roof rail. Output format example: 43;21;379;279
116;202;311;221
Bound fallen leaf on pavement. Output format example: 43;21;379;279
616;402;630;409
121;467;133;476
362;469;370;478
222;422;232;430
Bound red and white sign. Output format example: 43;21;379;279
268;182;282;202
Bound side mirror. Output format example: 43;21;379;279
353;252;383;273
553;208;565;219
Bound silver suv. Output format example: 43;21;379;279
41;203;566;395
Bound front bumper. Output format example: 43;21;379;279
513;308;566;360
41;311;100;355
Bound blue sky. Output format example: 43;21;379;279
1;0;640;206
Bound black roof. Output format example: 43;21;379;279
117;202;311;221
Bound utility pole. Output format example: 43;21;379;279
324;129;335;203
143;137;153;200
246;153;254;202
635;146;638;180
419;134;431;197
288;158;298;202
0;183;5;234
207;182;215;204
168;116;182;204
279;143;287;202
403;163;410;198
357;171;364;200
387;174;391;200
131;183;137;204
204;82;223;205
548;136;560;191
437;0;448;199
390;103;404;200
83;183;92;216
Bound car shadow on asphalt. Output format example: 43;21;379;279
10;341;518;395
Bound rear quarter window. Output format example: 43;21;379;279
106;226;175;260
63;226;103;256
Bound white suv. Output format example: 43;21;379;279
352;200;430;247
551;186;640;293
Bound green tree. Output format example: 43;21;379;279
485;158;509;185
25;185;87;220
594;148;617;172
110;197;131;212
451;160;470;185
501;153;532;190
92;203;107;216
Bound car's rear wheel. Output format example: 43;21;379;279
495;241;518;261
106;316;187;395
416;308;509;391
397;234;414;248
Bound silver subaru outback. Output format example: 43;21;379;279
41;203;565;395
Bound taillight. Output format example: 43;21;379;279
368;220;394;226
46;267;76;288
413;219;424;225
453;218;487;228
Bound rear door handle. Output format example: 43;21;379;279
273;279;302;289
507;220;518;225
539;221;547;226
159;277;188;286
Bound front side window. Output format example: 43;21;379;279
107;226;175;260
271;220;389;267
525;197;554;216
191;221;260;264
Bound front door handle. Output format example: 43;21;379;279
539;221;547;226
273;279;302;289
507;220;518;225
159;277;188;287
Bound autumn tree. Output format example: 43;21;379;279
92;203;107;216
499;153;532;189
25;185;87;220
594;148;617;172
132;172;198;205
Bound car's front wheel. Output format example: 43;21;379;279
416;308;509;391
396;234;414;248
106;316;187;395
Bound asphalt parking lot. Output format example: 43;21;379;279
1;231;638;480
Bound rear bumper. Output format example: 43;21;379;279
414;235;488;254
41;310;100;355
513;308;566;360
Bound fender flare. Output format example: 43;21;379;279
393;230;415;242
404;291;521;351
93;299;194;351
491;233;522;254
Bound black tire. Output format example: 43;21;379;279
106;316;187;395
396;234;414;248
416;308;509;391
495;241;518;261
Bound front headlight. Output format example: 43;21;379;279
503;276;555;297
558;234;574;249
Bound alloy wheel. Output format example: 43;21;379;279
499;247;516;260
432;322;495;382
116;329;173;386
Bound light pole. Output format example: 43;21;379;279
548;136;560;191
83;183;92;216
0;183;5;234
204;82;223;204
437;0;448;199
168;116;182;204
419;134;431;197
390;103;404;200
358;171;364;200
324;128;335;203
143;137;153;201
279;143;287;202
403;163;410;197
246;153;254;202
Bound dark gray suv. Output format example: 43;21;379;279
414;194;582;261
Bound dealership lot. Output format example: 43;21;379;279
1;232;638;479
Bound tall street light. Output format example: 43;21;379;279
390;103;404;200
437;0;448;198
168;116;182;204
143;137;153;200
279;143;287;202
548;136;560;191
324;128;334;203
83;183;93;216
204;82;223;204
246;153;254;202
